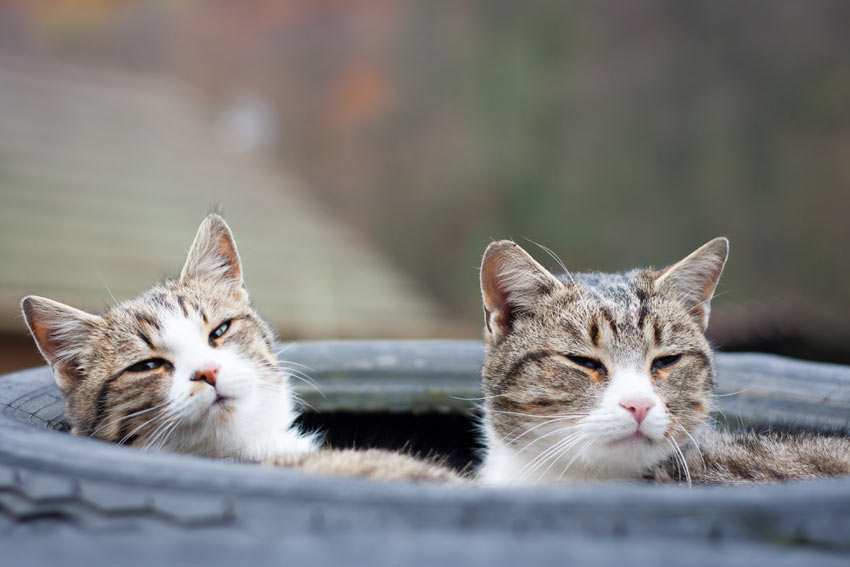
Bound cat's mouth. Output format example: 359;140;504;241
212;394;233;407
611;431;651;445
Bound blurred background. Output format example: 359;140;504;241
1;0;849;373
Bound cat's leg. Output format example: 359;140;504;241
652;429;850;484
264;448;466;483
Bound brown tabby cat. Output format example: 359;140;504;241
477;238;850;485
22;214;460;482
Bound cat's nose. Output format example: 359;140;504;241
619;397;655;424
190;364;220;387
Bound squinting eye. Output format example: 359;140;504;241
652;354;682;371
564;354;608;376
209;320;231;345
126;358;172;373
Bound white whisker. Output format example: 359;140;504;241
669;436;692;487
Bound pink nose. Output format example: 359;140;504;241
619;397;655;424
191;365;220;387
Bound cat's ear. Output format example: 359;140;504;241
180;214;247;299
480;240;563;342
21;296;102;391
655;237;729;330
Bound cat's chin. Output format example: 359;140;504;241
609;431;652;445
211;394;235;409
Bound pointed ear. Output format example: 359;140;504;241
655;237;729;330
21;296;101;391
480;240;563;342
180;214;247;299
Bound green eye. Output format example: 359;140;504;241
565;354;608;376
652;354;682;370
209;320;231;344
126;358;171;373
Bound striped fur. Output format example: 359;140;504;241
22;214;317;460
477;238;850;485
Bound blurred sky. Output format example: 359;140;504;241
1;0;849;367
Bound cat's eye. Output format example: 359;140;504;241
126;358;172;373
652;354;682;371
209;320;231;345
564;354;608;376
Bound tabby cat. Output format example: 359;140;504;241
22;214;459;482
477;238;850;485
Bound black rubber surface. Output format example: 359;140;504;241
1;341;849;566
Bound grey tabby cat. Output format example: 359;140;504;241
22;214;459;482
477;238;850;485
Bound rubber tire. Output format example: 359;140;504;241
1;341;849;566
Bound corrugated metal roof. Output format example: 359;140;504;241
0;54;441;338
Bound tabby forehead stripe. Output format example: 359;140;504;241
635;288;650;330
589;321;600;347
176;294;189;317
136;330;154;350
653;321;663;347
599;308;619;338
134;312;161;330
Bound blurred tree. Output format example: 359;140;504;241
1;0;849;359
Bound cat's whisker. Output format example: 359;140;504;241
293;399;317;412
274;343;296;356
714;387;754;397
91;401;171;437
275;362;319;377
266;385;316;412
254;359;324;395
98;272;120;305
119;400;189;448
276;358;316;373
488;409;590;420
685;289;731;316
501;415;570;444
516;428;586;481
555;438;595;482
708;401;729;424
540;431;592;477
449;393;511;402
134;414;174;450
519;432;586;482
237;362;325;399
153;418;184;452
117;413;163;446
515;433;576;480
668;438;683;480
283;374;324;397
507;418;582;447
260;381;313;406
511;422;582;457
285;369;322;388
269;359;316;376
675;422;707;478
141;402;189;451
668;436;692;488
143;418;175;452
526;238;574;284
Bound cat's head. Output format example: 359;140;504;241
479;238;728;482
22;214;298;457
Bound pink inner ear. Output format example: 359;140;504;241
481;258;513;328
29;318;57;358
216;237;242;281
25;314;86;389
